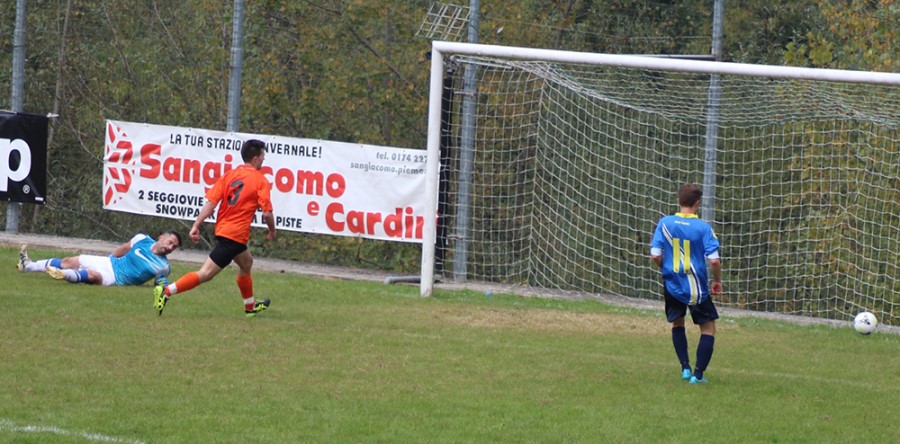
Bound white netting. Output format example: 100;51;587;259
435;55;899;325
416;2;471;42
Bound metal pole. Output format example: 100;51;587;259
226;0;245;132
6;0;26;233
451;0;479;282
701;0;725;224
421;48;446;297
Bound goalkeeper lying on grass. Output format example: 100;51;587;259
17;231;181;287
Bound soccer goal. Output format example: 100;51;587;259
420;41;900;326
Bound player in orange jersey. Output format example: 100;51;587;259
153;139;277;317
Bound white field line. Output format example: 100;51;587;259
0;419;146;444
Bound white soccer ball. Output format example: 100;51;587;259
853;311;878;335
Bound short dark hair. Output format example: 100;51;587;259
241;139;266;162
162;230;182;247
678;183;702;207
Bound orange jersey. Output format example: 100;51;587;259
205;164;273;244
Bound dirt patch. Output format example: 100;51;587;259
438;306;664;336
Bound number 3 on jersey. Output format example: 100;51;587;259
227;180;244;206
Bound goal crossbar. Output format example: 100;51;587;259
420;41;900;298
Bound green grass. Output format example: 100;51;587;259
2;246;898;443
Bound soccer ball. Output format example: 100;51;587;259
853;311;878;335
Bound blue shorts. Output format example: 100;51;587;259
664;289;719;324
208;236;248;269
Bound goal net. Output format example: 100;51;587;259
420;42;900;326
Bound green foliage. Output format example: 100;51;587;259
0;1;895;282
252;230;420;271
725;0;818;64
481;0;712;55
784;0;897;71
1;0;433;272
239;0;430;146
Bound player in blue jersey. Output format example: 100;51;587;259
17;231;181;287
650;183;722;385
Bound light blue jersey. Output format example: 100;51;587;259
111;234;171;286
650;213;719;305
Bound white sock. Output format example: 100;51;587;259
63;269;81;283
25;260;50;272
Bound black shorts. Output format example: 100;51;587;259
664;288;719;325
208;236;248;269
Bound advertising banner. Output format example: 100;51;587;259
103;120;428;243
0;111;48;204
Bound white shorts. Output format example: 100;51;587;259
77;254;117;286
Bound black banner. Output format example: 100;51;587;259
0;111;48;204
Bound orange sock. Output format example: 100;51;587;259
168;272;201;296
237;274;254;310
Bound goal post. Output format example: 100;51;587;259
420;41;900;326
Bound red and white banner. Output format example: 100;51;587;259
103;120;428;243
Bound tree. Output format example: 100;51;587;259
723;0;817;64
785;0;897;71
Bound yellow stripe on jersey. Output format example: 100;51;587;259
688;273;699;305
683;239;691;273
672;237;681;272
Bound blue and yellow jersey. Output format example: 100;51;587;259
650;213;719;305
111;234;171;286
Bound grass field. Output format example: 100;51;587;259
2;245;898;443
